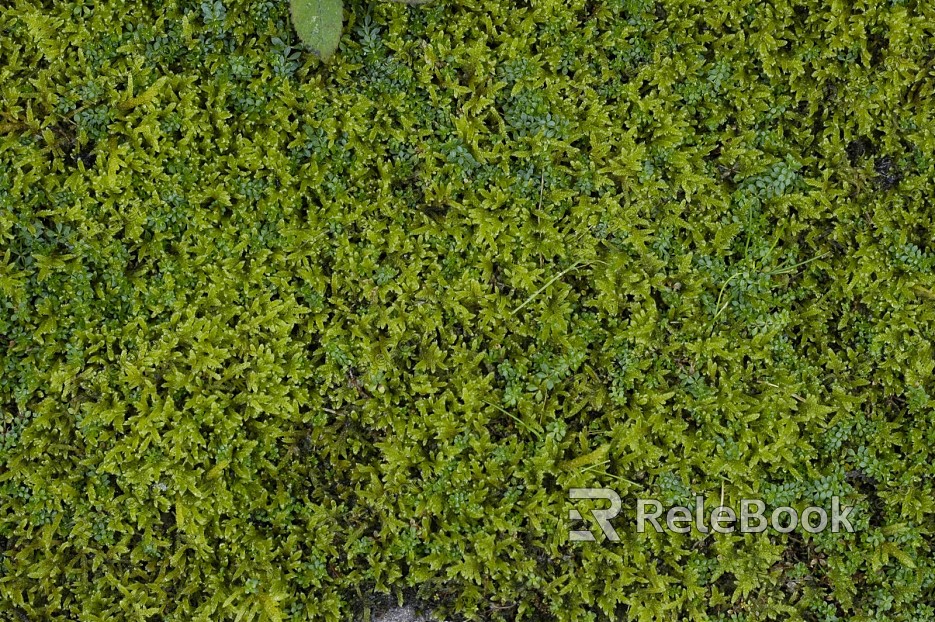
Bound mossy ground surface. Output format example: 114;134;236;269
2;0;935;620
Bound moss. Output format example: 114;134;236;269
2;0;935;620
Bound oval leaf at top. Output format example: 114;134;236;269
290;0;344;60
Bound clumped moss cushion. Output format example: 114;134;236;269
2;0;935;620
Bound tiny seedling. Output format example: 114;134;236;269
290;0;431;59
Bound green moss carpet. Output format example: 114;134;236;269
1;0;935;620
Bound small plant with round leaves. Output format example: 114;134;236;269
290;0;431;59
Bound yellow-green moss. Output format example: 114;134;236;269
1;0;935;620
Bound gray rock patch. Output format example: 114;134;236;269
372;605;433;622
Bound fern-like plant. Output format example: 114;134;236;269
290;0;431;59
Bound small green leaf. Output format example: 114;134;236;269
290;0;344;59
